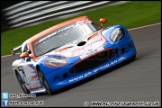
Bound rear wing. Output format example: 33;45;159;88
11;45;22;55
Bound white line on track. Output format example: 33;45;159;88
1;22;161;58
128;22;161;31
1;53;21;58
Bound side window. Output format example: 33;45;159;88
24;44;28;52
22;44;31;54
26;44;31;54
91;23;101;30
88;23;101;32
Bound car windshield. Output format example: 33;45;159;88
32;21;100;57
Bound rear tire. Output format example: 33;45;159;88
37;68;53;95
16;72;30;94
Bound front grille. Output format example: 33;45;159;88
74;49;114;73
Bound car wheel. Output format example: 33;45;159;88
16;72;30;94
38;68;53;95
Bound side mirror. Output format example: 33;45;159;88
20;52;29;59
100;18;107;27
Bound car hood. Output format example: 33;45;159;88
44;30;107;58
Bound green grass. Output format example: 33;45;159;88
1;1;161;56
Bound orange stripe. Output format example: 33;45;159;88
57;46;73;52
28;86;42;90
88;33;98;40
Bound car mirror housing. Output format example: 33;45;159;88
100;18;107;27
20;52;29;59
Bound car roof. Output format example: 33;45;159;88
28;16;91;44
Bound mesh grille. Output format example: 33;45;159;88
74;49;114;73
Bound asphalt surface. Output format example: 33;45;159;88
1;23;161;107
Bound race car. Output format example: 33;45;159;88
11;16;137;95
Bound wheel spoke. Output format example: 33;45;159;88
16;73;29;94
38;69;53;95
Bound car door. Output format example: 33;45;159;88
19;43;42;90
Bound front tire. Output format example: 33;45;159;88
16;72;30;94
37;68;53;95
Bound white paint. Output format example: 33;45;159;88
128;23;161;31
1;22;161;58
1;53;21;58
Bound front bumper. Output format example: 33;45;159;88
45;44;136;92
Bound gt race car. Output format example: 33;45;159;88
11;16;136;95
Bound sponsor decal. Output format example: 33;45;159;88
93;57;125;72
68;57;126;82
34;24;76;45
31;74;39;80
85;49;97;56
69;71;92;83
76;19;91;25
72;38;104;56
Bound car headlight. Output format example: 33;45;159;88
44;58;67;68
110;28;125;42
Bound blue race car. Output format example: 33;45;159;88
11;16;137;95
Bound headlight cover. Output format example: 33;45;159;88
110;28;125;42
44;57;67;68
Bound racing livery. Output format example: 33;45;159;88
11;16;137;95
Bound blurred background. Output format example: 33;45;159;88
1;1;160;55
1;1;117;32
1;1;21;31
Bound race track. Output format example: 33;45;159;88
1;23;161;107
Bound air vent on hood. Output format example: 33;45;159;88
77;41;86;46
